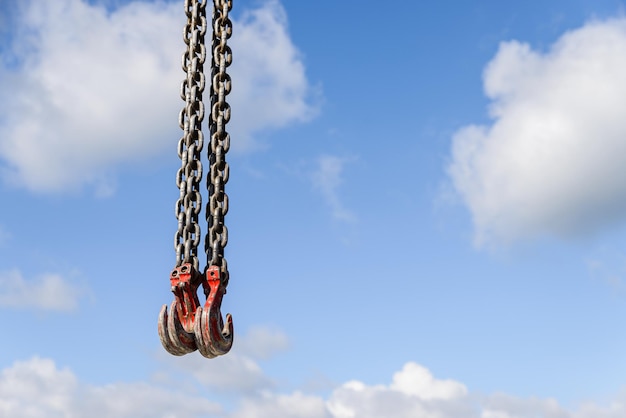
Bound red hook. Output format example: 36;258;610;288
194;266;233;358
158;264;202;355
158;264;233;357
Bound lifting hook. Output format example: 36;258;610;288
194;266;233;358
158;264;233;357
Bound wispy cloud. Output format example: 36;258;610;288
0;0;318;194
311;155;357;222
585;246;626;291
0;269;87;312
3;354;626;417
162;326;290;394
235;325;290;360
447;18;626;248
0;224;10;246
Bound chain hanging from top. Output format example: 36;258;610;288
160;0;234;359
175;0;208;272
206;0;232;286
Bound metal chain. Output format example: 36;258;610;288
174;0;208;272
206;0;233;286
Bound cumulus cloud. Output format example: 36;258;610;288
481;393;567;418
231;392;330;418
0;0;317;194
390;362;468;400
2;356;626;417
447;18;626;247
0;269;86;312
230;0;318;150
327;362;473;418
311;155;357;222
0;357;220;418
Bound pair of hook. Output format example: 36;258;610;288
158;263;233;358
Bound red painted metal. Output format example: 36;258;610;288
158;264;233;357
169;263;202;332
158;263;202;355
194;266;233;358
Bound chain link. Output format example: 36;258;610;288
174;0;208;271
205;0;233;286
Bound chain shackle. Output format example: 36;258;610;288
206;0;233;286
175;0;208;271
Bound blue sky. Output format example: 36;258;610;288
3;0;626;416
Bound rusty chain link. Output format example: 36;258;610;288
206;0;232;287
175;0;208;272
174;0;232;283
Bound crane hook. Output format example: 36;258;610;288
158;264;233;357
158;264;202;355
194;266;233;358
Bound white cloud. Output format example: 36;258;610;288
230;0;318;150
311;155;356;222
0;357;220;418
0;269;86;312
447;18;626;247
326;363;473;418
170;350;272;394
231;392;330;418
481;393;567;418
390;362;468;400
2;355;626;418
0;0;317;194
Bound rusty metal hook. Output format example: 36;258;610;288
158;263;202;356
194;266;234;358
158;264;233;357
